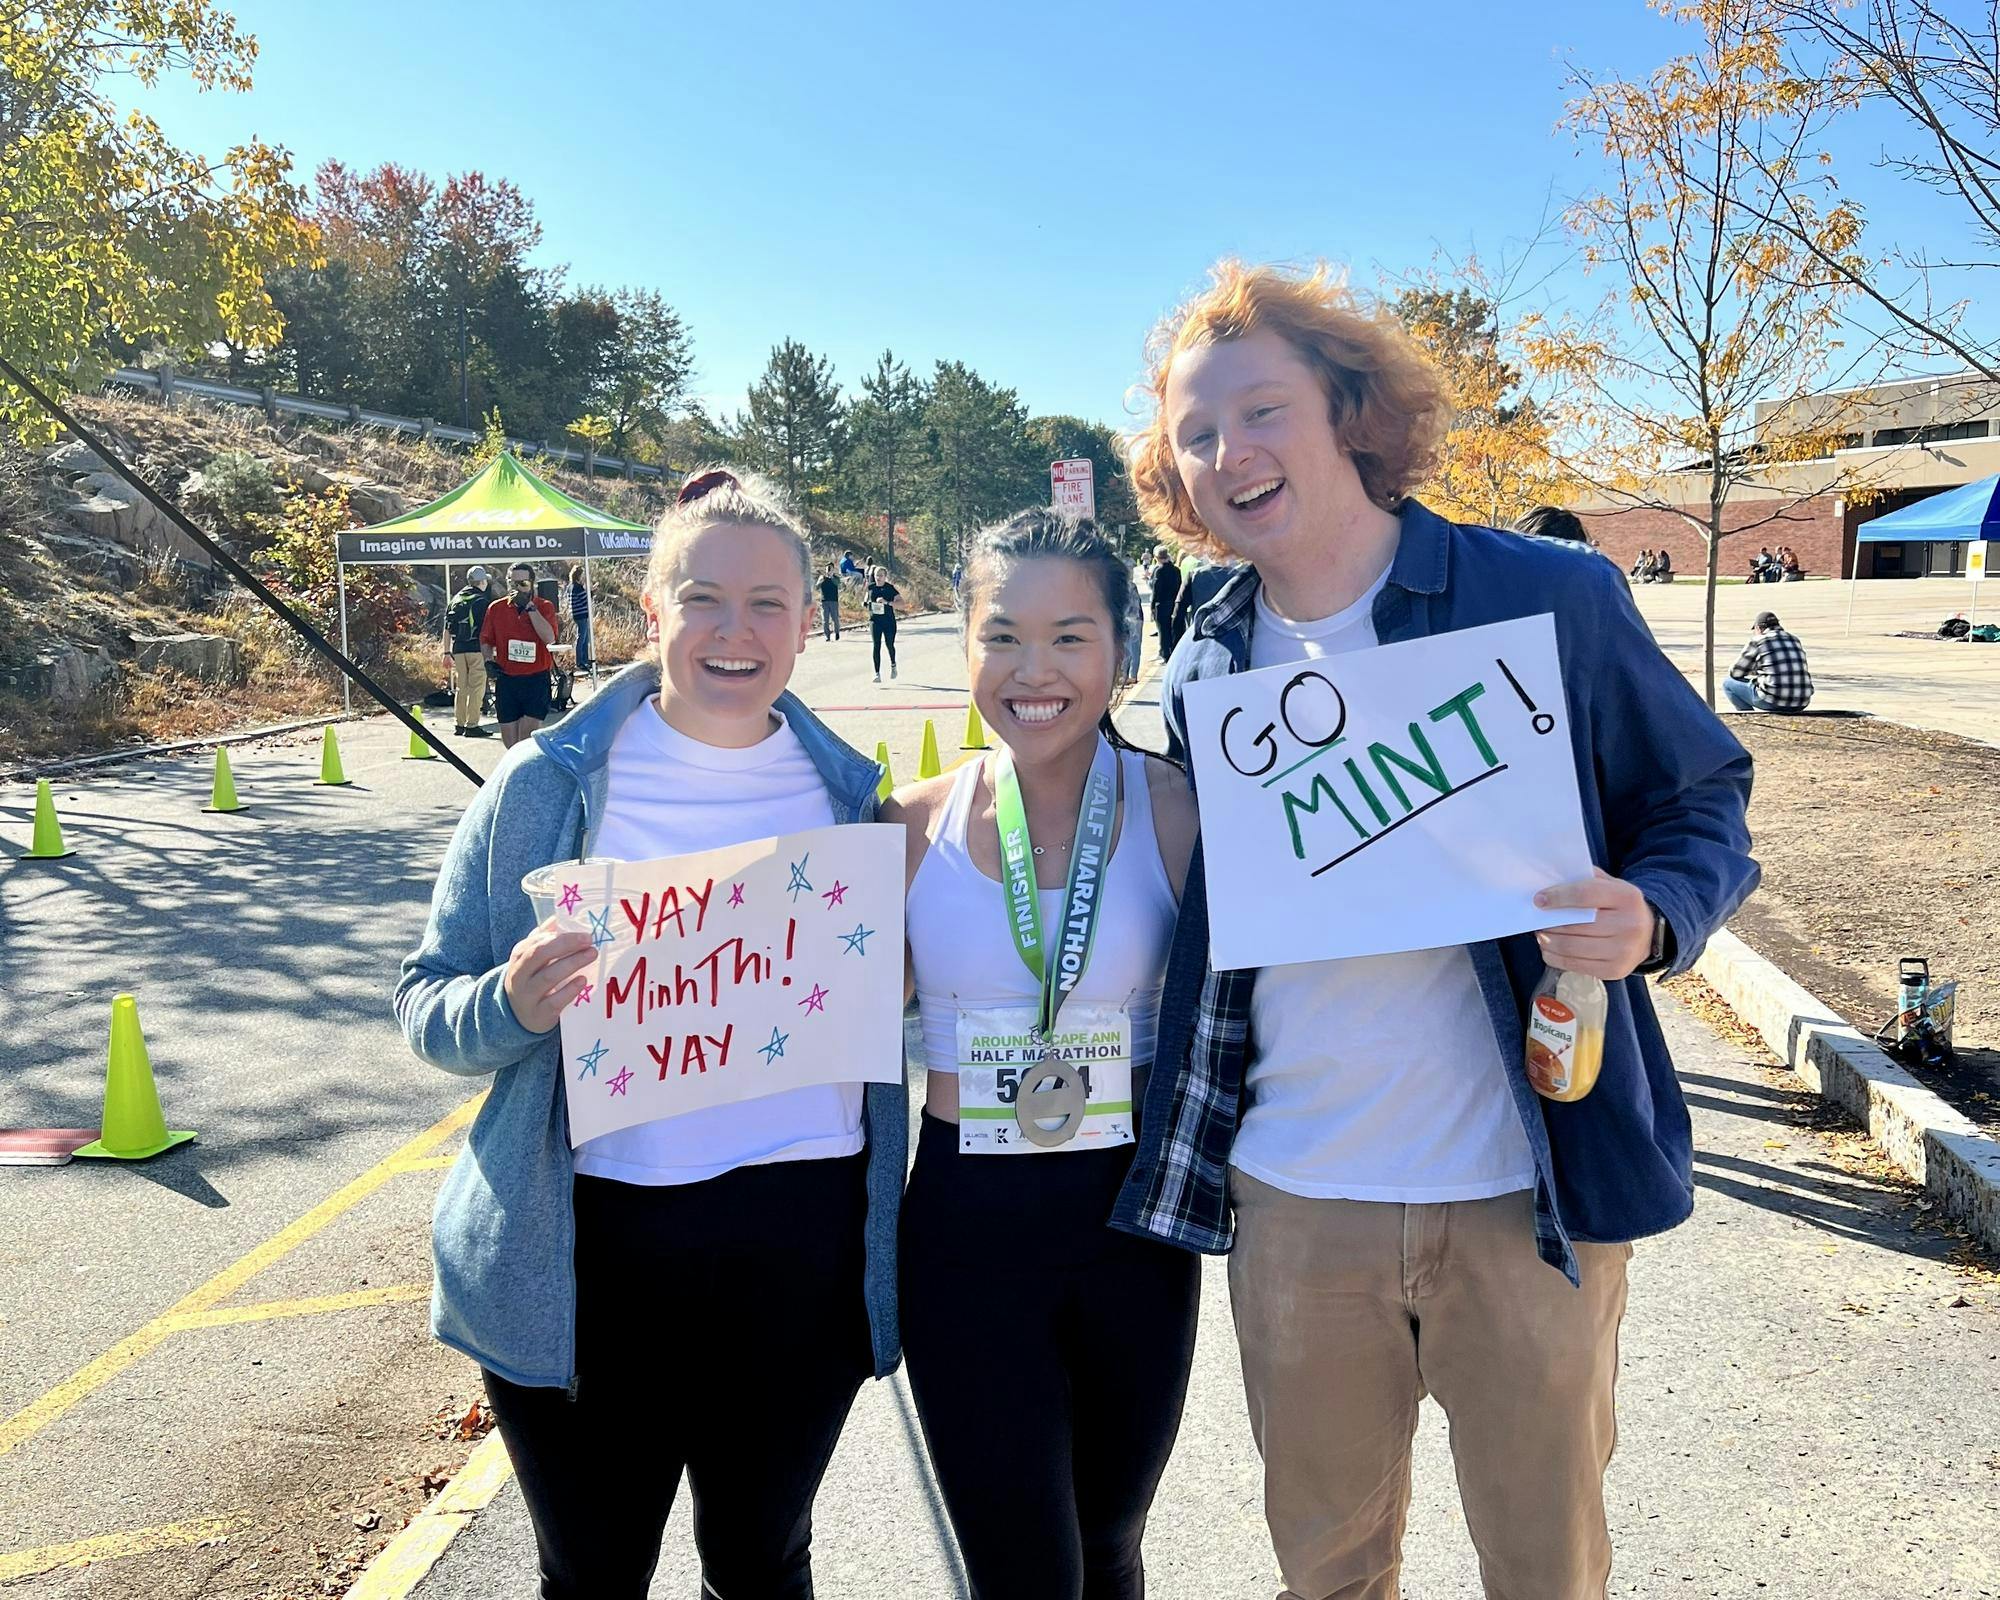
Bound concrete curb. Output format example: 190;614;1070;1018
343;1431;513;1600
1694;927;2000;1253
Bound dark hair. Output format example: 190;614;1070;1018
508;562;536;581
1756;611;1780;631
1514;505;1587;543
958;508;1146;752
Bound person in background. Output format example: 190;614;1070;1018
1725;610;1814;713
1171;559;1233;646
1652;547;1673;583
840;550;863;583
445;566;495;738
562;565;593;672
1781;546;1804;581
1515;505;1588;544
818;561;844;641
1149;547;1183;659
480;562;559;749
867;564;901;682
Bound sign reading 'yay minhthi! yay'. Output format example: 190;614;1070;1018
551;825;907;1146
1181;614;1596;972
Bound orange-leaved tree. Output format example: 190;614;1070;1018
1525;0;1890;706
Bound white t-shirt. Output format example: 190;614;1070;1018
1231;573;1536;1203
571;702;862;1186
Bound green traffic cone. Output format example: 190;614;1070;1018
73;995;196;1161
404;706;436;761
918;719;942;780
316;725;350;786
875;741;893;802
202;747;245;813
962;702;990;750
24;778;73;859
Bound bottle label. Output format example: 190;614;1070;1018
1527;995;1578;1095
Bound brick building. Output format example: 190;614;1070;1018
1573;374;2000;581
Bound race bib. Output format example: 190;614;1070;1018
955;1002;1133;1155
506;637;538;664
870;598;888;616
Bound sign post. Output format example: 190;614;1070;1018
1051;458;1096;522
1970;539;1987;630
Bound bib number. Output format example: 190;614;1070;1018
955;1003;1133;1155
507;637;538;664
870;599;888;616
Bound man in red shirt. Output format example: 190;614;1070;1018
480;562;560;747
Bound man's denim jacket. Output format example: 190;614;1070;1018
1110;501;1759;1281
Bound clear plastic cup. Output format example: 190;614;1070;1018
521;857;623;927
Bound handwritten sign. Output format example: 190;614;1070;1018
1182;614;1594;970
549;825;906;1146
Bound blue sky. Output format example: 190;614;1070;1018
134;1;1961;426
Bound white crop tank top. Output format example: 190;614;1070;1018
908;743;1179;1074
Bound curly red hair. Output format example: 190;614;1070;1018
1130;260;1450;559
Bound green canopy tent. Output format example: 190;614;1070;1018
334;452;656;710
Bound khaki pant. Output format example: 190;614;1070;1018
452;651;485;729
1227;1172;1630;1600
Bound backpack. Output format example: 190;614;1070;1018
1939;616;1971;639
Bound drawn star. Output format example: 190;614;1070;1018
820;879;849;909
575;1039;609;1079
586;906;616;949
797;982;829;1015
786;854;813;901
727;881;746;908
838;923;874;956
557;882;583;916
607;1065;634;1097
572;982;593;1008
758;1027;790;1064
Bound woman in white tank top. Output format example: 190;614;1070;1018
882;509;1199;1600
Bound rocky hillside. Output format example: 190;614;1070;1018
0;389;952;767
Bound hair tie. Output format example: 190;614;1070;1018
676;468;740;507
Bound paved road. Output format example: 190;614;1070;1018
1628;576;1997;746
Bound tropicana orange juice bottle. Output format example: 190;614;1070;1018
1526;967;1606;1102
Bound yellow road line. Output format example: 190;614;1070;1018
163;1283;430;1331
386;1153;456;1173
345;1431;515;1600
0;1513;252;1582
0;1092;484;1459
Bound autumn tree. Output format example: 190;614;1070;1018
1393;268;1576;527
0;0;317;441
1526;0;1886;705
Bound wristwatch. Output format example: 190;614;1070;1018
1638;904;1674;974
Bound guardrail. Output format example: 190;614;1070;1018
106;366;675;482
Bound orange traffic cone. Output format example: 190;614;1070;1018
73;996;196;1161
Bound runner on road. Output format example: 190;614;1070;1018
867;565;901;681
396;467;905;1600
479;562;559;748
882;510;1200;1599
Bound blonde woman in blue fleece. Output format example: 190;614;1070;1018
396;468;903;1600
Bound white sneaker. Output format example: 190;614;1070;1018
873;671;881;683
891;663;898;679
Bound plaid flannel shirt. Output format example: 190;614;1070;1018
1110;501;1759;1280
1729;629;1813;710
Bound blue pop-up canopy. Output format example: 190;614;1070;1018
1847;473;1992;633
1856;473;2000;541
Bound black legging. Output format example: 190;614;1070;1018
483;1157;871;1600
900;1113;1200;1600
871;612;897;673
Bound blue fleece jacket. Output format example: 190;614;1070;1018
394;662;905;1390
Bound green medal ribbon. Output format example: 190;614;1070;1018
992;734;1120;1042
